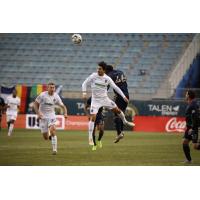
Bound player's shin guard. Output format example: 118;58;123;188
8;123;14;136
183;144;192;161
114;116;122;136
51;135;57;152
88;121;95;144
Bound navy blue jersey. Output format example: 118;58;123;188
0;97;5;115
185;100;200;129
107;69;129;97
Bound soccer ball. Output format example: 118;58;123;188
71;33;82;44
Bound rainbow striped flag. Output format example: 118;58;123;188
30;84;47;98
16;85;28;113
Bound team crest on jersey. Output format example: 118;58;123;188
105;80;107;83
53;98;56;102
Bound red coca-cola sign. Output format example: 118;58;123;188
165;117;186;132
134;116;186;132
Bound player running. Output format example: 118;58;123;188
182;90;200;163
5;89;20;136
85;97;104;151
105;64;130;143
82;61;134;146
33;82;68;155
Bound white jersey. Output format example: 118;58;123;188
82;72;126;100
6;96;20;116
35;91;64;118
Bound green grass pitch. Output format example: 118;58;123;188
0;129;199;166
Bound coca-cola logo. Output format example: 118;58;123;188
165;117;186;132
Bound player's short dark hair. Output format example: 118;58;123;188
48;82;55;86
105;65;113;73
187;90;195;99
98;61;107;71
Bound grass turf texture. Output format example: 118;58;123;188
0;129;199;166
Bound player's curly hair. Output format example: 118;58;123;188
98;61;107;70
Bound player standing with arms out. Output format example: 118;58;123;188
105;64;131;143
34;82;68;155
182;90;200;163
82;61;134;145
0;96;5;132
5;89;20;136
85;97;104;151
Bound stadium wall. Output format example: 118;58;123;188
1;114;186;133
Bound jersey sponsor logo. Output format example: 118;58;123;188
95;83;106;88
165;117;186;132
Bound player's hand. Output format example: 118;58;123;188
37;112;43;119
124;97;129;103
188;129;193;135
64;114;68;119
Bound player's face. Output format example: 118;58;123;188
97;66;105;76
12;90;17;97
48;84;56;95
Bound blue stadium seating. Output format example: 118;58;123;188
0;33;195;98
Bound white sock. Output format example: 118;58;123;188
51;135;57;152
88;121;95;140
117;111;127;124
8;123;14;136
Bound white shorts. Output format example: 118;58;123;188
6;114;17;122
40;118;57;133
90;97;117;115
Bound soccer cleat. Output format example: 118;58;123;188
52;150;57;155
125;121;135;127
182;160;192;164
49;136;52;140
97;141;103;148
114;132;124;143
92;145;97;151
89;138;94;146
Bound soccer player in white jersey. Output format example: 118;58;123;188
5;89;20;136
33;82;68;155
82;61;135;145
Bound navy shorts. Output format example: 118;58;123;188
114;95;128;112
183;127;199;143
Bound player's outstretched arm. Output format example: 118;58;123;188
108;77;129;103
60;104;68;119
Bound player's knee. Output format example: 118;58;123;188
182;139;189;145
49;126;56;135
91;115;96;122
43;134;48;140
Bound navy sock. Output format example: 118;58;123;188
98;130;104;141
92;130;96;146
114;117;122;136
183;144;192;161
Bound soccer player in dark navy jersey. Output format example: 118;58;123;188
182;90;200;163
0;97;5;131
105;65;134;143
85;97;104;150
